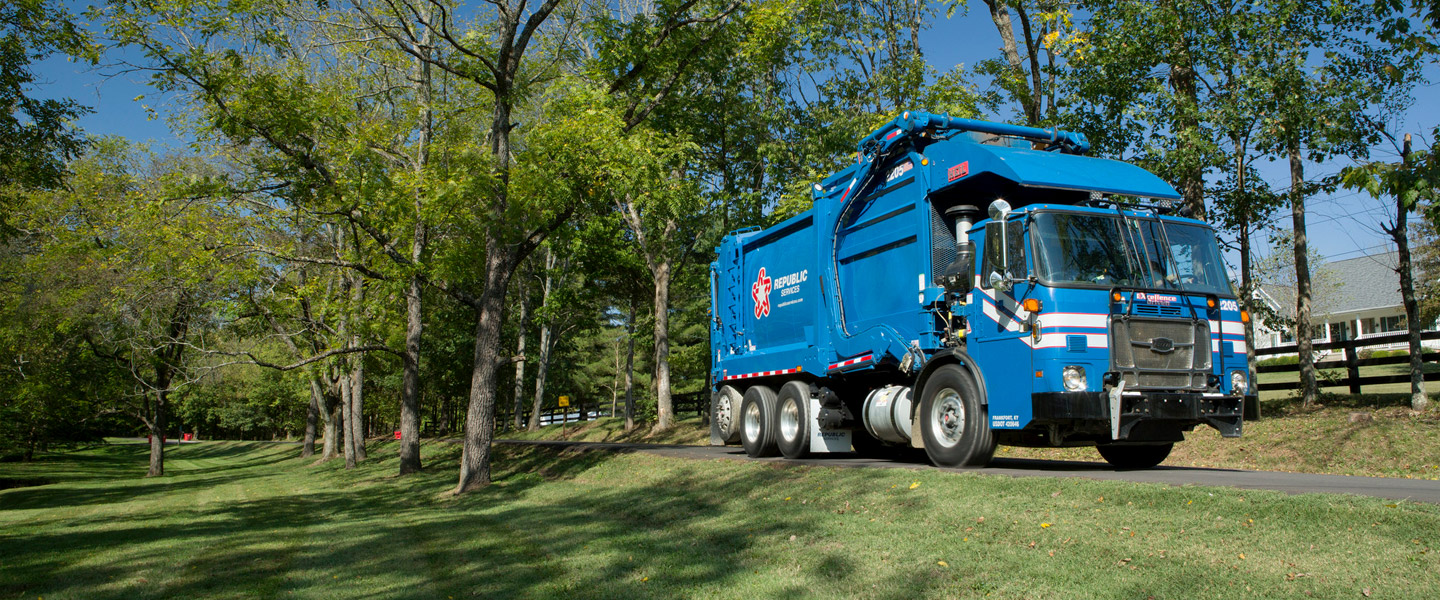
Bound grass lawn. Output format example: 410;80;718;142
3;441;1439;599
1002;400;1440;480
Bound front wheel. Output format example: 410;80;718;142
1096;443;1173;469
740;386;780;458
919;364;995;468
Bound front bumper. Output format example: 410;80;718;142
1032;391;1248;441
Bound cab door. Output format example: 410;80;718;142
970;216;1034;429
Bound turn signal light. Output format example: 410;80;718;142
1240;310;1251;324
1111;291;1123;302
1022;298;1042;313
1206;296;1218;308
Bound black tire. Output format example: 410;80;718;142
775;381;811;459
918;364;995;468
740;385;780;458
1096;443;1173;469
712;386;744;444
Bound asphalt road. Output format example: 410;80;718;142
496;439;1440;504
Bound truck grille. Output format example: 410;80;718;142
1110;318;1210;390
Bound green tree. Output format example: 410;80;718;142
0;0;97;233
10;140;254;476
1340;131;1439;410
977;0;1075;127
1248;0;1420;406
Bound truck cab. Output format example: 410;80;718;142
964;201;1246;459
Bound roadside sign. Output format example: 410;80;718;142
558;395;570;407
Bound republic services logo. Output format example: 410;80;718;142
751;267;772;318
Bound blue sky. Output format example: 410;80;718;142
31;3;1440;270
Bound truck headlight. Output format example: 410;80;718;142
1230;370;1248;395
1063;366;1087;392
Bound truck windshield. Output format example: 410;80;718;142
1032;211;1232;296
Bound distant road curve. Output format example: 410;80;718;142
495;439;1440;504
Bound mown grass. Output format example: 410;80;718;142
1001;401;1440;480
499;415;710;445
3;440;1439;599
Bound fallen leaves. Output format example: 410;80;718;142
909;481;921;490
1040;522;1052;528
937;560;949;568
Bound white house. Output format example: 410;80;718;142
1252;251;1439;351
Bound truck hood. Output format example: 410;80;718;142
972;143;1181;200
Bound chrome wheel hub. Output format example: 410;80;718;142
716;395;734;433
929;389;965;448
743;401;762;442
780;399;800;442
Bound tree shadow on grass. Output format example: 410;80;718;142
5;442;957;600
0;443;301;512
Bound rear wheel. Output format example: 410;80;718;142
919;364;995;468
740;386;779;458
1096;443;1173;469
712;386;744;444
776;381;811;459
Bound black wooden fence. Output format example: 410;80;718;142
1253;330;1440;394
495;391;711;431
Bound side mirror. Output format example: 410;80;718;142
988;270;1012;292
987;199;1013;291
942;241;976;293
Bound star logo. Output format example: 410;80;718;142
751;267;772;318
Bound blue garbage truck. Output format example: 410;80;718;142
708;111;1252;469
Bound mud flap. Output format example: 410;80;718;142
1108;381;1126;441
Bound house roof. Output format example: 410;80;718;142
1258;251;1406;318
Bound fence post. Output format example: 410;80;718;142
1344;339;1360;395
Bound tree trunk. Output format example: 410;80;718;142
350;356;366;461
399;272;423;473
529;247;558;432
983;0;1039;125
302;377;322;458
1235;142;1260;404
512;288;530;431
398;5;433;475
146;390;167;477
322;378;341;460
1394;134;1428;411
652;259;674;431
1162;0;1204;219
1013;4;1046;122
454;244;515;493
339;363;357;468
624;301;637;432
1289;140;1317;406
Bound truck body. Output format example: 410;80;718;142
709;111;1250;468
